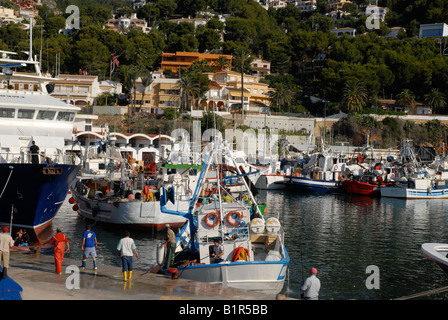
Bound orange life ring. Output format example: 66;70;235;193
226;211;243;227
204;212;220;228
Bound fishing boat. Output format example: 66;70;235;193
255;158;286;190
285;149;346;193
0;25;81;243
155;139;289;294
69;141;201;230
341;178;381;196
341;163;388;196
421;243;448;275
379;175;448;199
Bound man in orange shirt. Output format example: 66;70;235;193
47;228;70;274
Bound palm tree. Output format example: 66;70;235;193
214;55;231;71
342;79;368;113
396;89;416;114
139;72;153;111
424;88;446;114
126;66;141;115
233;47;251;117
268;83;294;113
177;72;200;111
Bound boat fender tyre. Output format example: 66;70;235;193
226;211;243;227
156;242;166;266
92;205;100;217
204;212;220;228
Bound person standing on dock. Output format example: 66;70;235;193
301;267;321;300
29;141;39;164
0;227;14;279
164;224;176;269
116;230;138;281
81;225;98;270
47;228;70;275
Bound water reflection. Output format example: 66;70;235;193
258;190;448;300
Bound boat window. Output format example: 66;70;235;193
0;108;15;118
36;110;56;120
56;112;75;121
18;109;35;119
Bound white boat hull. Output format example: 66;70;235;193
72;191;188;230
380;186;448;199
421;243;448;275
177;259;288;294
255;175;286;190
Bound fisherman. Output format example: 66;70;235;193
81;225;98;270
142;183;150;202
211;239;224;263
301;267;321;300
29;141;39;164
47;228;70;275
0;227;14;279
117;230;139;282
164;224;176;269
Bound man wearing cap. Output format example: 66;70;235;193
47;228;70;274
164;224;176;269
0;227;14;279
301;267;321;300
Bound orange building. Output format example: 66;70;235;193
161;52;232;75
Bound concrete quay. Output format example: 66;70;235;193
7;248;284;300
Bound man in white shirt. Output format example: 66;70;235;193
0;227;14;279
117;230;139;281
301;267;321;300
0;226;14;279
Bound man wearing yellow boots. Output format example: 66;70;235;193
117;230;139;282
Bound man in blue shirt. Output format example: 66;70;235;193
81;225;98;270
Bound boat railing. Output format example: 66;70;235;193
0;151;76;165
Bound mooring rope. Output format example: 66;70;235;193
394;285;448;300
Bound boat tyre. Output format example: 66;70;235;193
226;211;243;227
204;212;220;228
92;205;100;217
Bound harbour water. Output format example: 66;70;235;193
51;190;448;300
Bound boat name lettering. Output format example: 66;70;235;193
0;94;25;98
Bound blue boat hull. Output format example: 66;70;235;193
287;176;340;193
0;163;80;242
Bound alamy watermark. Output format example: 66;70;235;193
170;120;279;165
65;265;80;290
65;5;80;30
365;265;380;289
366;5;381;30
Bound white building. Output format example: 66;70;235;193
250;58;271;78
105;13;151;34
291;0;317;12
419;23;448;38
51;75;100;107
168;17;207;28
0;6;22;25
330;27;356;37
